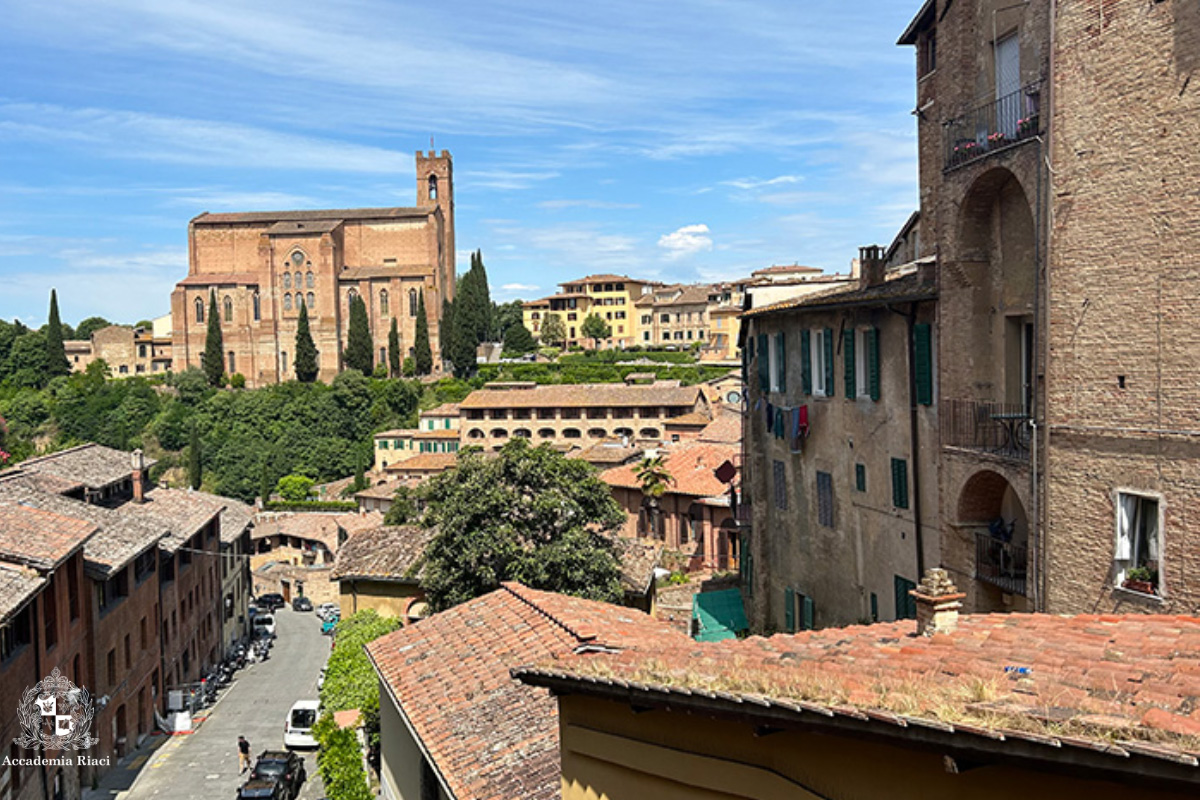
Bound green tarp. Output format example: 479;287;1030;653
692;588;749;642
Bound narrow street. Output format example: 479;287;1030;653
122;606;329;800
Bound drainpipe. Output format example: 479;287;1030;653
889;303;926;577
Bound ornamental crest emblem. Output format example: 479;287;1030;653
14;668;99;750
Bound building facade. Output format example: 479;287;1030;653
65;318;174;378
170;151;455;387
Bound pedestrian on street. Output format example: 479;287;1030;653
238;735;251;773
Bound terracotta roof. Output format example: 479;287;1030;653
266;219;341;235
129;488;225;552
663;411;713;428
366;583;680;800
570;439;645;466
0;562;45;622
332;709;362;729
519;613;1200;769
697;406;742;445
522;299;549;308
176;273;260;287
219;499;255;544
253;561;332;583
383;453;458;474
339;265;432;280
752;264;824;276
612;537;663;595
330;525;433;582
15;444;155;491
336;511;385;537
353;479;415;501
744;270;936;319
0;503;97;570
411;429;459;440
645;284;712;308
459;383;702;410
422;403;460;417
0;468;84;495
192;207;432;225
561;274;638;284
252;512;343;552
374;428;416;439
600;442;738;499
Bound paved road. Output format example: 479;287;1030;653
126;607;329;800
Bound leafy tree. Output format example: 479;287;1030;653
402;356;416;377
439;297;454;360
319;609;401;754
44;290;70;378
202;293;224;387
419;438;625;610
294;301;319;383
351;448;366;493
75;316;112;341
344;294;373;376
413;291;432;376
539;313;566;347
581;313;612;348
276;474;315;502
187;420;202;490
134;319;154;330
635;455;674;504
387;317;401;378
502;323;536;356
313;713;371;800
5;331;49;388
382;485;417;525
259;458;274;505
229;373;246;389
491;299;526;341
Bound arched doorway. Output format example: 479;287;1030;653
957;469;1030;610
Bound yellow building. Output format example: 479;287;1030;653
523;274;659;348
330;525;432;622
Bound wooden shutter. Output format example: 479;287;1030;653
870;592;879;622
891;458;909;509
775;332;787;393
784;587;795;633
800;329;812;395
801;594;815;631
823;328;835;397
740;534;753;596
855;463;866;493
868;327;881;401
843;328;856;398
894;575;917;619
744;335;754;383
914;323;933;406
757;333;769;392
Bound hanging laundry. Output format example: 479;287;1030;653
774;408;786;439
797;404;809;437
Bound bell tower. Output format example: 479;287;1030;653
416;150;455;301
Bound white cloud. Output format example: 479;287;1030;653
537;199;640;210
500;283;540;292
657;224;713;260
720;175;803;191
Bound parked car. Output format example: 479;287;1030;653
236;778;287;800
315;603;339;621
257;593;285;611
291;596;313;612
284;700;320;749
252;614;276;638
251;750;306;797
321;615;338;636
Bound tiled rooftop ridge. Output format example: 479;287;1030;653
501;582;598;643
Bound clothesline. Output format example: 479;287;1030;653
753;398;809;454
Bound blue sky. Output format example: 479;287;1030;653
0;0;921;326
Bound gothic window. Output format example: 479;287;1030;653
283;293;292;311
227;351;236;374
194;298;204;324
380;289;389;315
291;250;305;267
306;292;314;309
252;292;261;321
223;296;233;322
409;289;418;317
306;271;314;289
297;293;305;308
283;273;292;290
428;174;438;200
293;272;302;290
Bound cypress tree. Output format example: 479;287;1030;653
259;458;273;506
203;292;224;387
294;301;318;382
473;250;492;342
440;297;455;359
388;317;401;378
353;448;366;492
414;290;433;375
188;421;202;490
45;289;70;377
344;294;373;375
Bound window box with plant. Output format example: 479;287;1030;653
1114;491;1161;597
1121;566;1158;596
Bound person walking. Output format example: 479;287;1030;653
238;735;251;773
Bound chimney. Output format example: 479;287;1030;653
858;245;886;289
131;449;146;504
910;568;964;637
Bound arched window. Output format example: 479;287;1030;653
306;271;314;288
252;292;261;321
428;174;438;200
283;273;292;290
306;292;314;309
297;293;305;308
293;272;302;290
227;351;236;374
283;293;292;311
409;289;418;317
379;289;389;315
291;250;305;267
223;296;233;322
194;298;205;323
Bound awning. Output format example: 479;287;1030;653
692;588;749;643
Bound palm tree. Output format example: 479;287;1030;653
635;456;674;505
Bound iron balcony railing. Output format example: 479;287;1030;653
975;531;1028;596
941;399;1031;461
944;81;1042;169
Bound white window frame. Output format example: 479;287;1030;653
1113;489;1164;594
855;328;871;399
812;329;827;397
768;334;780;393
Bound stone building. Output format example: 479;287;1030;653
634;284;712;347
170;151;455;386
330;525;433;622
65;317;174;377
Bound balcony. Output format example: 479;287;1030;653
944;81;1041;169
975;531;1027;596
941;399;1030;462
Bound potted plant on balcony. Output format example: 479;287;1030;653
1018;115;1039;138
1122;566;1156;596
987;131;1007;148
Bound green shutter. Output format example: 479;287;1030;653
776;332;787;393
823;328;835;397
891;457;909;509
801;594;815;631
855;463;866;492
895;575;917;619
757;333;769;392
800;329;812;395
784;587;795;633
843;329;856;398
868;327;881;401
743;335;753;382
740;534;752;596
870;592;879;622
914;323;933;406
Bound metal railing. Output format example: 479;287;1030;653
944;81;1041;169
941;399;1031;461
975;531;1028;596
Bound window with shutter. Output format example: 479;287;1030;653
784;587;795;633
757;333;769;392
816;471;834;527
870;592;878;622
741;534;753;596
775;331;787;393
843;327;856;398
823;328;835;397
894;575;917;619
855;463;866;492
801;594;814;630
868;327;881;401
914;323;933;405
772;460;788;510
800;329;812;394
891;458;909;509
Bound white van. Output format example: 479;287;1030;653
253;613;276;637
284;700;319;749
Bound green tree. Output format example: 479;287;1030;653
351;448;366;493
502;323;536;356
419;438;625;610
343;294;373;376
259;458;274;505
187;420;203;490
635;455;674;503
581;313;612;348
402;356;416;377
75;316;112;341
413;291;433;376
539;313;566;347
275;474;315;502
313;714;371;800
319;609;401;753
439;297;455;360
491;299;526;341
5;331;50;388
382;485;417;525
294;301;319;383
134;319;153;330
387;317;401;378
202;293;224;387
44;290;70;378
